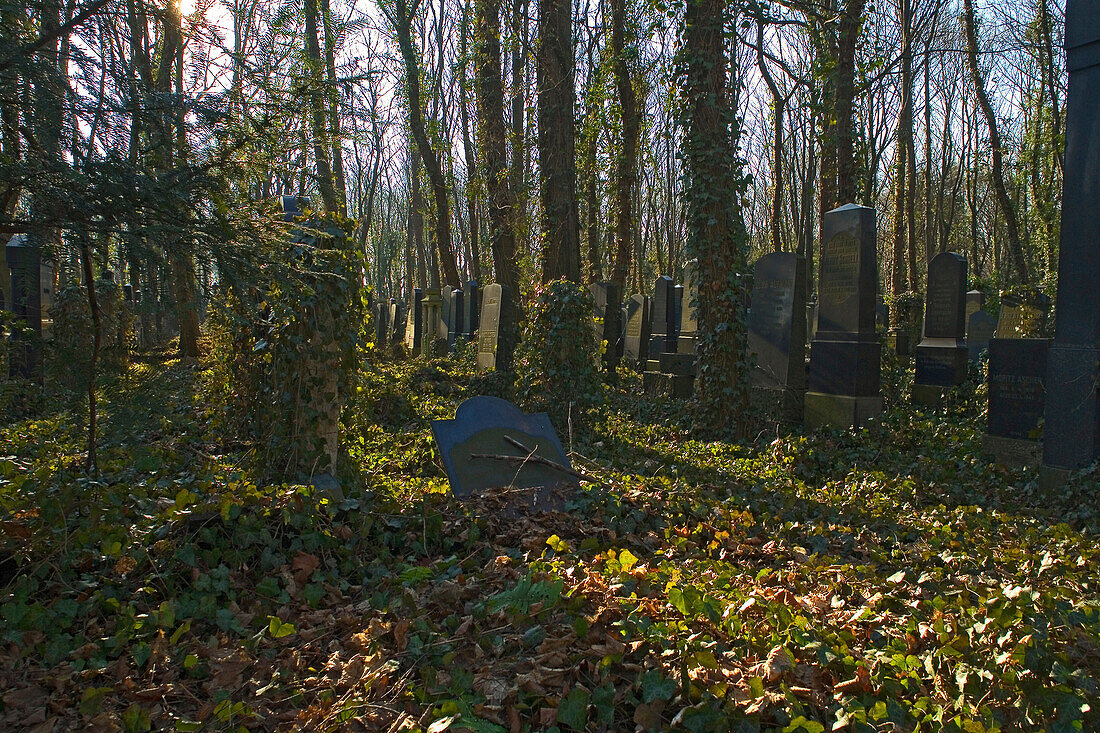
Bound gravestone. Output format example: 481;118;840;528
995;288;1050;339
888;297;923;357
477;283;516;372
6;234;43;380
404;289;424;356
913;252;969;405
462;280;480;338
431;396;577;510
647;276;677;359
422;288;447;354
985;338;1050;466
965;290;985;330
967;310;997;362
447;288;465;349
590;281;623;377
623;294;651;370
806;301;818;344
123;284;134;302
389;299;404;345
876;298;890;332
677;260;699;354
442;286;453;329
805;204;882;428
374;299;390;348
1044;0;1100;482
748;253;807;421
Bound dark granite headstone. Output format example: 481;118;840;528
124;284;134;302
374;300;390;347
447;288;464;349
623;294;651;370
749;253;807;421
648;276;677;356
805;204;881;428
1044;0;1100;479
6;234;42;380
590;281;623;376
967;311;997;362
986;338;1050;465
914;252;969;401
477;283;516;371
431;396;577;506
442;286;454;329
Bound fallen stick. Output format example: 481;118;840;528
467;452;590;481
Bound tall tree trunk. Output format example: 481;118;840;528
474;0;519;293
756;21;784;253
389;0;461;287
304;0;339;212
320;0;348;216
610;0;639;290
510;0;528;248
835;0;865;204
536;0;581;282
680;0;750;433
962;0;1028;283
459;0;481;283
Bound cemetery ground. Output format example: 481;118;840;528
0;345;1098;733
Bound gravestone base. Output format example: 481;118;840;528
911;384;946;408
1038;465;1074;490
805;392;882;430
752;386;804;423
643;371;694;398
983;435;1042;468
677;335;697;355
915;344;968;387
659;352;697;377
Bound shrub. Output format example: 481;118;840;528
49;279;132;392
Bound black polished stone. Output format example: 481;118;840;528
989;338;1050;441
624;294;651;370
748;252;806;389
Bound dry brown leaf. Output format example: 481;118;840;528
292;552;320;586
763;646;793;682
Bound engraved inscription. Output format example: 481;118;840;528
820;232;859;305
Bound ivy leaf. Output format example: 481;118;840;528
556;688;590;731
268;616;296;639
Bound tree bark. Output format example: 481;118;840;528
756;21;784;253
835;0;865;204
610;0;639;290
536;0;581;282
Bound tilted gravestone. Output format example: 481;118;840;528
985;338;1050;466
748;252;807;421
623;294;651;371
477;283;516;372
805;204;882;428
995;288;1050;339
967;310;997;362
431;396;578;511
404;289;424;356
914;252;969;405
1043;0;1100;482
447;288;464;349
590;281;623;377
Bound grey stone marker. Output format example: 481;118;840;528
405;289;424;356
431;396;578;509
967;311;997;362
965;290;985;330
748;252;806;421
6;234;43;380
677;260;699;355
986;338;1050;466
447;288;464;349
995;288;1050;339
390;299;405;345
805;204;882;429
477;283;516;372
442;286;454;329
913;252;969;405
623;294;651;370
590;281;623;377
1044;0;1100;481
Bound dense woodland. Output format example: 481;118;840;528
2;0;1098;731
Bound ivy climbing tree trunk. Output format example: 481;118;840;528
536;0;581;282
474;0;519;294
835;0;865;204
678;0;750;435
962;0;1028;284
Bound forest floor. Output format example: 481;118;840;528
0;345;1098;732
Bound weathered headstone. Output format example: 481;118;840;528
390;299;405;345
643;275;694;397
805;204;882;428
748;252;807;421
986;338;1050;466
965;290;985;330
422;288;447;353
590;281;623;377
6;234;43;380
477;283;516;372
374;299;390;348
431;396;578;510
806;301;818;344
647;276;677;359
967;310;997;362
623;294;651;370
888;296;923;357
447;288;465;349
995;288;1050;339
677;260;699;355
404;289;424;356
913;252;969;405
1043;0;1100;481
123;284;134;302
